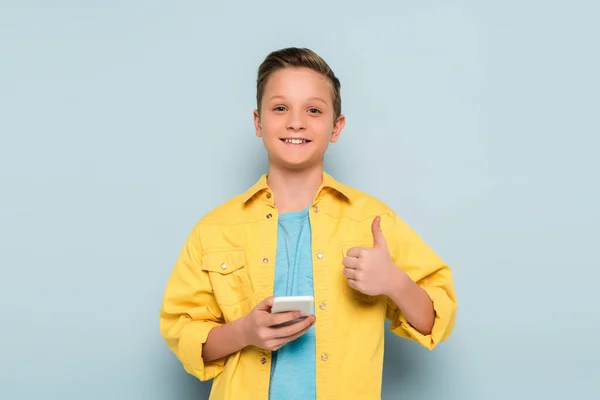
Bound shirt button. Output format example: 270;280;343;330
317;252;323;259
266;213;272;219
321;353;328;361
262;257;269;264
313;205;319;213
266;193;272;199
319;303;326;310
220;263;227;270
260;357;267;365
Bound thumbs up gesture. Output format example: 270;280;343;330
342;216;403;297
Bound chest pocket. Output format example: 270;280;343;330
340;243;380;303
201;249;251;306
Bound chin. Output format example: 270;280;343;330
272;157;320;171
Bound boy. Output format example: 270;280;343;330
159;47;457;400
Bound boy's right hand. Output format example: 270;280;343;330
240;296;315;351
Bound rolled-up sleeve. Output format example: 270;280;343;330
383;212;458;350
159;223;226;381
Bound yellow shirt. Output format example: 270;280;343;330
159;172;457;400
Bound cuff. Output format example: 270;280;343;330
390;286;457;350
179;320;226;381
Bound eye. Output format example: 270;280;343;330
308;108;322;114
273;106;286;112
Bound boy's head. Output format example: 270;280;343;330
256;47;342;120
254;47;346;171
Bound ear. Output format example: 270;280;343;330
253;109;262;137
329;114;346;143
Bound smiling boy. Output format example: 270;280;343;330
159;47;457;400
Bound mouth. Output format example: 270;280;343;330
280;138;312;145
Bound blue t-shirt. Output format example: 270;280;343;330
269;206;316;400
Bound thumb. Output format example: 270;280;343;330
256;296;274;311
371;216;387;248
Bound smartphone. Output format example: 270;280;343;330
271;295;314;316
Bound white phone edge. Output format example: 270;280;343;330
271;295;314;317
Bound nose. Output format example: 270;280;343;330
286;109;306;131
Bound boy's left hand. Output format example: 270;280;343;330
342;216;407;297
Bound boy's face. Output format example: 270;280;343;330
254;67;345;171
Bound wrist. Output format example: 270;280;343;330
234;315;250;348
384;264;410;300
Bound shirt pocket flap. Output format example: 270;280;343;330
201;249;246;275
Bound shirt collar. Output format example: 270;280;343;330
241;171;353;204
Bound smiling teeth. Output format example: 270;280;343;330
285;139;307;144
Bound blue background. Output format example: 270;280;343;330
1;1;598;399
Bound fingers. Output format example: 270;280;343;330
346;278;359;291
277;317;315;345
343;267;358;280
345;247;365;258
270;323;314;351
342;256;359;269
273;314;315;338
261;315;316;351
269;311;301;327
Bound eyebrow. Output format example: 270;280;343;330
268;95;329;105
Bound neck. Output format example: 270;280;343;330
266;164;323;213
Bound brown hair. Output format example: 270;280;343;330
256;47;342;120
